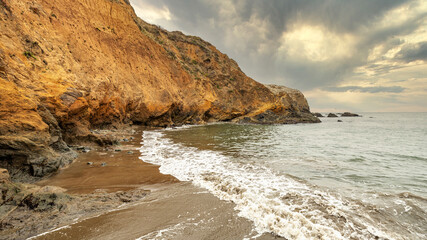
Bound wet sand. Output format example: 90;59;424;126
37;127;178;194
33;127;279;240
34;183;278;240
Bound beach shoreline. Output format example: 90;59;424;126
33;182;279;240
36;126;179;194
1;125;278;240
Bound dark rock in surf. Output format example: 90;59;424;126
341;112;360;117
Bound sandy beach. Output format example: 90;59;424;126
2;0;424;239
36;127;178;194
29;127;277;240
33;182;278;240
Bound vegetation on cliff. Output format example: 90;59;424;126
0;0;319;180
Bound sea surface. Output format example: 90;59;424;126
139;112;427;240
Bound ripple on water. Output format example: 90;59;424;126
140;130;426;239
141;113;427;239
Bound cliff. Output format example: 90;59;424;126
0;0;319;181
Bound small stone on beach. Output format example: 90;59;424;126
87;162;93;165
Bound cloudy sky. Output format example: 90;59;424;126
129;0;427;112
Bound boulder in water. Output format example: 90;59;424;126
341;112;360;117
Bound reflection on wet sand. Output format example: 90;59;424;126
37;130;177;194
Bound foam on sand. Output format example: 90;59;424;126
140;130;399;240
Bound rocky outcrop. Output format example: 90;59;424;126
0;168;10;183
0;0;319;180
313;113;324;117
327;113;339;118
236;85;320;124
341;112;360;117
0;179;148;239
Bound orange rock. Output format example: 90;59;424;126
0;0;319;180
0;168;10;183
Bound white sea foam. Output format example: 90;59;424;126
139;130;396;240
135;217;203;240
27;225;71;239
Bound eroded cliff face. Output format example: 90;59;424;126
0;0;319;181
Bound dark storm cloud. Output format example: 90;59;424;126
134;0;406;32
324;86;406;93
242;0;406;33
396;41;427;62
273;60;357;91
129;0;425;92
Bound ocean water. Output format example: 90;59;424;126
139;112;427;239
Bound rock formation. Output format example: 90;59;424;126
341;112;360;117
237;85;319;124
327;113;339;118
0;0;319;180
